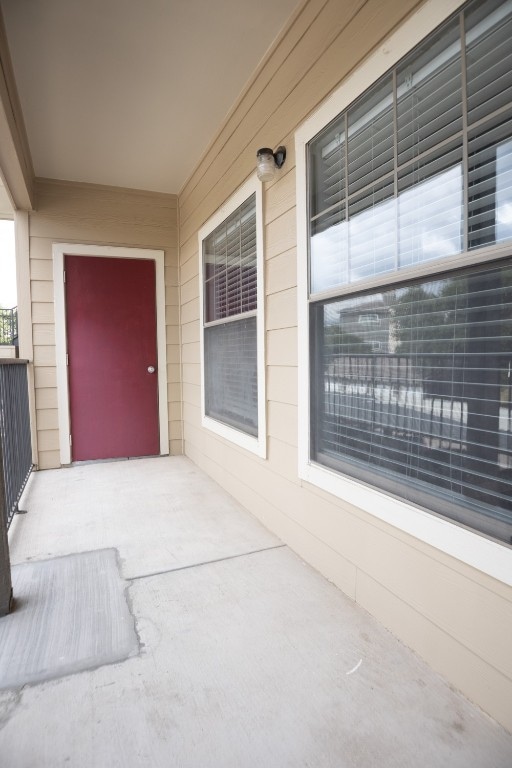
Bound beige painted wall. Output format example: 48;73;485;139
178;0;512;732
26;179;181;470
0;179;13;218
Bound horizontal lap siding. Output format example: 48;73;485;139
29;180;180;469
178;0;512;731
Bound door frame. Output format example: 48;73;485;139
53;243;169;464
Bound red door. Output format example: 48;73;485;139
65;255;160;461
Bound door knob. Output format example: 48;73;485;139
147;366;155;373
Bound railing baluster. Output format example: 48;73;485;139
0;359;33;616
0;360;33;529
0;430;12;616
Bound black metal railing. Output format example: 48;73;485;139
0;307;18;346
0;360;32;529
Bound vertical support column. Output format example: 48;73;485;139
15;211;37;467
0;436;13;617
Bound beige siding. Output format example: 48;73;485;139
28;179;180;469
178;0;512;732
0;180;13;218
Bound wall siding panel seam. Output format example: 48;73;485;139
356;573;512;686
186;427;512;683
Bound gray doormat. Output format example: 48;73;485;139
0;549;138;689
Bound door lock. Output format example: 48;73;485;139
147;366;155;374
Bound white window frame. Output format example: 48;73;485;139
295;0;512;586
198;174;266;458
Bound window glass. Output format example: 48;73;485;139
308;0;512;296
348;183;395;281
398;161;463;267
396;18;462;166
204;194;256;322
347;77;393;197
310;209;348;293
306;0;512;543
202;192;259;438
311;261;512;543
496;139;512;242
465;0;512;126
204;316;258;435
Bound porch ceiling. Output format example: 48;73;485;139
0;0;301;196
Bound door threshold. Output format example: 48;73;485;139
71;454;163;467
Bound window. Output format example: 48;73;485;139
301;0;512;547
358;314;380;325
199;176;266;456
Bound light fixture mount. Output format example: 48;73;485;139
256;145;286;182
273;146;286;169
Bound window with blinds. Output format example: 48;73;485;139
204;195;257;322
307;0;512;544
202;193;259;437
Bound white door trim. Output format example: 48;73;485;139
53;243;169;464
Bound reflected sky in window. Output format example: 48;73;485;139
497;138;512;242
310;164;463;293
399;164;463;266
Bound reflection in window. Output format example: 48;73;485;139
497;139;512;242
349;192;395;282
306;0;512;543
399;165;463;267
202;193;259;437
310;213;348;294
308;0;512;296
311;260;512;543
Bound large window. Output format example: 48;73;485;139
199;177;265;456
305;0;512;545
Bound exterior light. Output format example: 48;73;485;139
256;146;286;182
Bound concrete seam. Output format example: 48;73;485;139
129;543;287;582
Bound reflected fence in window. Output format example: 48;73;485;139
317;351;512;542
310;257;512;543
324;357;512;462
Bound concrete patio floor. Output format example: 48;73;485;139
1;455;511;767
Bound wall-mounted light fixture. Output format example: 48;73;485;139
256;146;286;182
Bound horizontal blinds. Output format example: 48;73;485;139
468;112;512;249
309;123;345;219
311;260;512;543
204;316;258;436
396;20;462;167
466;0;512;126
308;0;512;297
347;77;394;197
204;194;257;322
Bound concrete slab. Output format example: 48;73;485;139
8;456;281;578
1;457;511;766
1;546;511;767
0;549;138;689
